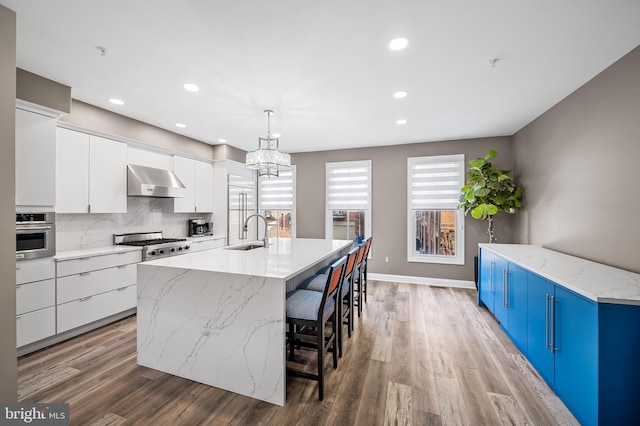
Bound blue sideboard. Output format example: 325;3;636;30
478;244;640;426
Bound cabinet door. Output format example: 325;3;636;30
526;273;555;384
506;262;528;353
89;135;127;213
195;160;214;212
554;286;598;426
173;156;196;212
127;146;172;169
16;109;56;206
478;249;495;312
493;255;509;326
56;128;90;213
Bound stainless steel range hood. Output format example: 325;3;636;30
127;164;187;198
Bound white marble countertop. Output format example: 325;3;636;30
141;238;353;280
55;245;143;261
480;244;640;305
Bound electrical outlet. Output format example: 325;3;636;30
385;256;389;263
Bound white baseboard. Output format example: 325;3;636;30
368;273;476;290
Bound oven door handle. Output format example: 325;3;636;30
16;226;52;232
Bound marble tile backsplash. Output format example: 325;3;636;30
56;197;213;252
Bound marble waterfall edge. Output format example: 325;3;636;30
136;263;286;405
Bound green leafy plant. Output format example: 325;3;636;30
458;149;523;243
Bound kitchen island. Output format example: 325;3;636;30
136;238;353;406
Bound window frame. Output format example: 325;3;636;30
258;165;296;239
407;154;465;265
325;160;372;241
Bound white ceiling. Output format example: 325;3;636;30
2;0;640;153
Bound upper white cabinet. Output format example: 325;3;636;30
56;128;127;213
89;135;127;213
173;156;214;213
16;108;56;206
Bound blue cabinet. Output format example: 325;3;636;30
481;246;640;426
478;251;527;353
527;273;597;425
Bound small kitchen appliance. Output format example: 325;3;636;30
16;212;56;260
114;231;190;261
189;219;213;237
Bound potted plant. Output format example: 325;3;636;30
458;149;523;243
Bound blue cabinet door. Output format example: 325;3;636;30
493;255;509;326
478;249;495;312
507;262;528;353
526;273;555;385
554;286;598;426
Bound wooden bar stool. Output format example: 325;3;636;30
285;256;346;400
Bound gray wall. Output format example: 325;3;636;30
17;68;71;114
0;4;17;402
59;100;214;160
293;136;514;281
513;45;640;273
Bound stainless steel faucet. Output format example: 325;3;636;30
244;214;270;247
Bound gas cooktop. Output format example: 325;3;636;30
114;232;191;261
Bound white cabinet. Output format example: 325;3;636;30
89;135;127;213
56;128;127;213
56;250;141;333
189;237;226;252
173;156;214;213
16;108;56;206
16;258;56;348
56;128;89;213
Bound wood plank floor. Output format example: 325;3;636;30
17;282;579;425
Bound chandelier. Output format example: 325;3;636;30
246;109;291;177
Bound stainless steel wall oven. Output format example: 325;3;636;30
16;212;56;260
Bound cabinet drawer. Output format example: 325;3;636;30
57;285;136;333
16;258;55;284
57;263;137;304
57;250;141;277
17;279;55;315
189;238;226;252
17;306;56;347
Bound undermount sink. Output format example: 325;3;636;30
224;243;265;251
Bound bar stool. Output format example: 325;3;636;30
299;246;358;356
285;256;346;400
353;242;367;317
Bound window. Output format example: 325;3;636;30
325;160;371;243
259;166;296;239
408;154;464;264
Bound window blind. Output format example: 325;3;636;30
408;154;464;210
259;167;295;211
326;161;371;210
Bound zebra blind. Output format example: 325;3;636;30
259;167;295;211
408;154;464;210
326;160;371;210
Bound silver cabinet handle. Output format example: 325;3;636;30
551;296;558;353
489;260;494;293
16;226;52;231
503;269;508;308
117;286;128;291
79;296;92;302
79;272;90;276
545;294;550;350
117;265;127;268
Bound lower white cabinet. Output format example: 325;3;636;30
55;249;141;334
16;307;56;348
57;285;136;333
189;237;226;252
16;258;56;348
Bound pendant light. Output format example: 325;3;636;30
246;109;291;177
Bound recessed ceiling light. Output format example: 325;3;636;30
175;123;186;128
183;83;200;92
393;91;408;99
389;37;410;50
396;119;408;125
217;139;227;143
272;133;281;138
109;98;124;105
